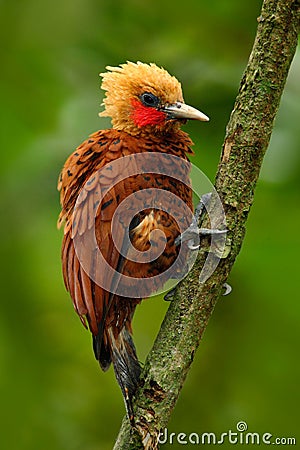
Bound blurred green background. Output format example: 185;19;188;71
1;0;299;449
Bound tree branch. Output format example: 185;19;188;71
113;0;300;448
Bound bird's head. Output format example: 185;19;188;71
99;61;209;136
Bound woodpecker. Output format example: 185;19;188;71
58;61;209;424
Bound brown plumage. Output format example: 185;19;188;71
58;61;209;423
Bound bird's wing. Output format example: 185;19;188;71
58;129;131;335
58;129;194;337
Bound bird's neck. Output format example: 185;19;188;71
121;128;195;157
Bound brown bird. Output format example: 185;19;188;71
58;61;209;424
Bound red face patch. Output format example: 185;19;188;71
131;98;166;128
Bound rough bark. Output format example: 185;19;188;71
113;0;300;448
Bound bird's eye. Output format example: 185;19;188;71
140;92;159;108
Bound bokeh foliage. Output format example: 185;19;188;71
0;0;299;449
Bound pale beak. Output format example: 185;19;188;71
162;102;209;122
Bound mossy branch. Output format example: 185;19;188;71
113;0;300;448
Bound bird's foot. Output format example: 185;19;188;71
175;193;227;251
175;227;227;250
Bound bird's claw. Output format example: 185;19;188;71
175;193;227;251
175;227;227;250
222;282;232;296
